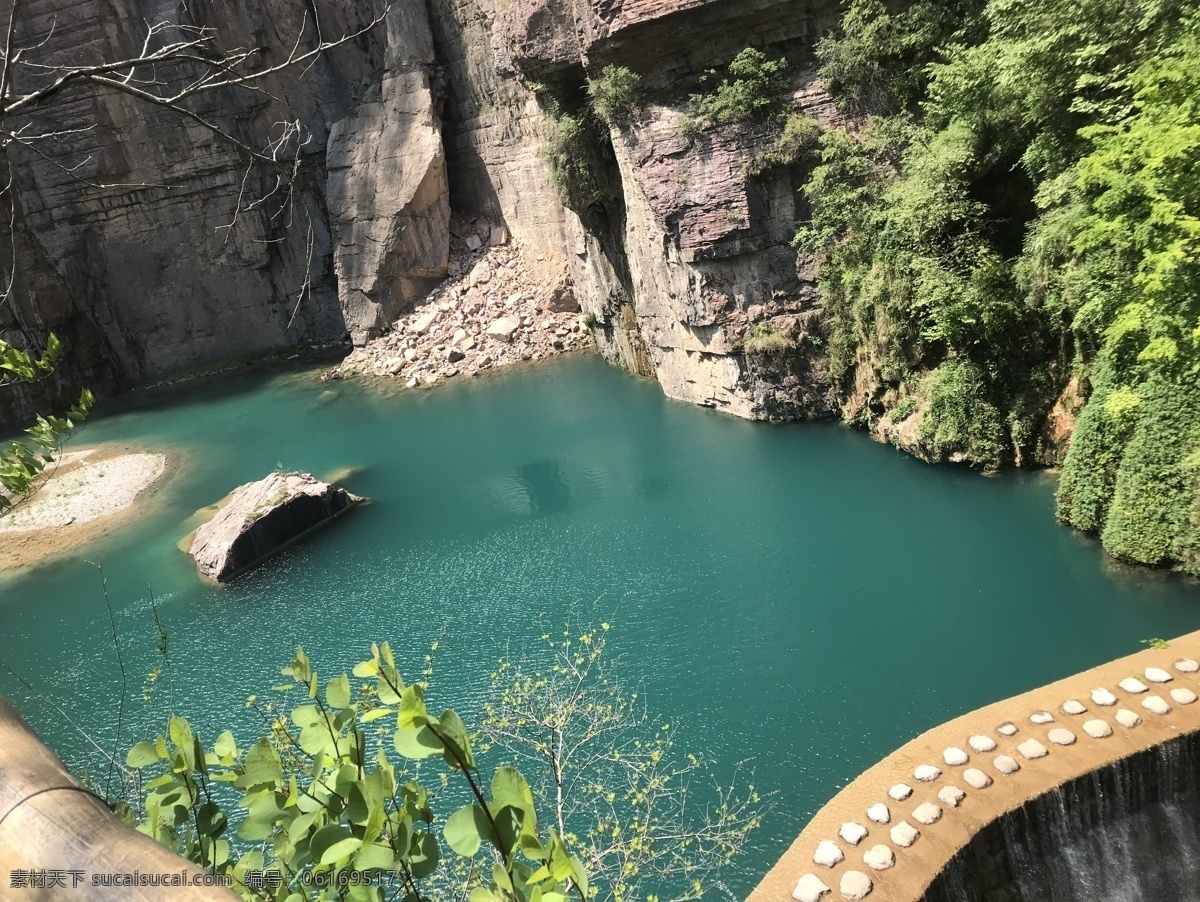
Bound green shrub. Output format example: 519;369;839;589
587;65;643;126
801;0;1200;569
1098;376;1200;568
541;111;600;210
687;48;789;130
918;359;1006;469
892;396;919;421
745;115;822;176
742;323;795;356
816;0;987;114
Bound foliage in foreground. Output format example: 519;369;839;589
124;631;761;901
799;0;1200;571
126;642;589;902
482;627;762;902
0;334;93;514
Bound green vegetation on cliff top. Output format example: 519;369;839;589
800;0;1200;574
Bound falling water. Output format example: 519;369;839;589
925;733;1200;901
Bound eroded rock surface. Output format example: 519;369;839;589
326;5;450;340
9;0;849;431
188;472;361;582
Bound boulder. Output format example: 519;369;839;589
410;310;440;335
486;316;521;343
187;472;361;582
544;281;580;313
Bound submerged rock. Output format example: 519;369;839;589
187;472;362;582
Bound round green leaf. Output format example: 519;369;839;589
310;824;363;865
444;804;489;857
326;673;351;710
126;742;160;768
393;724;443;759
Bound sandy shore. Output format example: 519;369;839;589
0;447;170;571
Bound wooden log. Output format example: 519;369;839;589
0;695;238;900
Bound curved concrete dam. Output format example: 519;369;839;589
750;631;1200;902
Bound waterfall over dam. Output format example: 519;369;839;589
925;733;1200;901
750;632;1200;902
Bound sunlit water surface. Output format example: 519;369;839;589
2;353;1197;893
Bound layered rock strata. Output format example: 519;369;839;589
440;0;842;418
7;0;845;427
2;0;443;422
326;4;451;340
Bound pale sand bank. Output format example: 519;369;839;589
0;448;170;571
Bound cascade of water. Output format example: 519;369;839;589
923;733;1200;901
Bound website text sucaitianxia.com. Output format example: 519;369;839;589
9;868;402;890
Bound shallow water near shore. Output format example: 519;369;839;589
1;352;1198;893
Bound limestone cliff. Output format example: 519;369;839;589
443;0;841;419
4;0;842;427
1;0;435;423
326;4;450;341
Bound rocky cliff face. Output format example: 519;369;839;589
446;0;841;419
4;0;841;427
1;0;415;424
326;5;451;341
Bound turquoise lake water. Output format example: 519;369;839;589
1;352;1198;893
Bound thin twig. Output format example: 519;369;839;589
88;561;127;802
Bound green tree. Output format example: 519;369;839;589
126;643;590;902
481;626;763;902
587;66;643;128
1052;9;1200;570
798;0;1200;565
686;49;789;130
